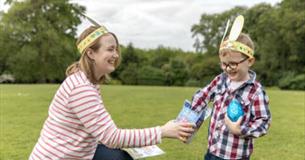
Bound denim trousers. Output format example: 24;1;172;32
204;151;250;160
92;144;133;160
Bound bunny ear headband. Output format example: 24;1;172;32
77;13;109;54
219;15;254;58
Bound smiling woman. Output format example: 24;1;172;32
66;26;120;84
28;21;195;160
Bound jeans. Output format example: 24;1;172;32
92;144;133;160
204;151;250;160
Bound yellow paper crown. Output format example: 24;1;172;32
220;40;254;58
77;26;108;54
219;15;254;58
77;13;109;54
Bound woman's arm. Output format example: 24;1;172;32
68;85;194;149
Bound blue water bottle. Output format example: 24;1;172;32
227;99;244;122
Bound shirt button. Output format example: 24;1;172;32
217;123;221;128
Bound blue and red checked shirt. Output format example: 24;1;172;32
191;70;271;159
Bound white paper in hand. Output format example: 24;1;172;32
123;145;165;160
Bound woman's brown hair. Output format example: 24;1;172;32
66;26;121;84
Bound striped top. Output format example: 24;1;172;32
29;71;161;160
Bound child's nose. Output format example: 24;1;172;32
225;66;233;72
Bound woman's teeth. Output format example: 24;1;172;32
108;60;115;64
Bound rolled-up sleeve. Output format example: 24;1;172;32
240;90;271;138
191;75;221;112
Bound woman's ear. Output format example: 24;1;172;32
86;49;95;61
248;57;255;67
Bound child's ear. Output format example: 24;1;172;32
248;57;255;67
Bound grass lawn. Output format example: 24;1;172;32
0;84;304;160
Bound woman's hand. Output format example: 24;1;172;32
160;120;195;143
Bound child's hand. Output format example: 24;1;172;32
224;114;242;135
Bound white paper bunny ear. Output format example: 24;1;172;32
80;12;101;27
219;15;254;58
228;15;244;41
221;19;231;43
77;12;109;54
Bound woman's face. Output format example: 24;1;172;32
89;34;119;77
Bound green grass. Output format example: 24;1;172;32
0;85;304;160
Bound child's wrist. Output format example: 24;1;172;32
229;126;242;135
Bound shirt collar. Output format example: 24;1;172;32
79;70;100;90
246;70;256;84
223;70;256;91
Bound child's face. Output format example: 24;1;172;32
219;51;254;82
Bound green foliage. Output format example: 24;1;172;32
1;85;304;159
119;63;138;85
113;43;149;82
0;0;303;90
120;43;140;66
167;58;189;86
192;0;304;89
191;6;247;55
151;51;170;68
190;55;221;86
279;72;305;90
137;66;165;85
0;0;84;82
107;79;122;85
184;79;201;87
114;46;193;87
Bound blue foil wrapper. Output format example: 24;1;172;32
227;99;244;122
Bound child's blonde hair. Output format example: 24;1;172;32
220;33;254;58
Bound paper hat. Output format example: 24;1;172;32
219;15;254;58
77;14;109;54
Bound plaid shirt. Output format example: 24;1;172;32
191;70;271;159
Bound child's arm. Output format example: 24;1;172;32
240;90;271;138
191;75;221;112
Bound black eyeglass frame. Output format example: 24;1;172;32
220;57;249;70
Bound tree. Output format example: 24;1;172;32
168;58;189;86
150;46;172;68
119;63;138;85
137;66;165;85
190;55;221;86
190;1;305;89
245;0;305;87
0;0;85;82
193;36;203;53
191;6;247;55
120;43;139;66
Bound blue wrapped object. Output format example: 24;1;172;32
227;99;244;122
176;100;212;143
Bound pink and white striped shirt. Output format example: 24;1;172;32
29;71;161;160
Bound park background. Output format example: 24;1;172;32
0;0;304;159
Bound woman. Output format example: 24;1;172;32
29;25;194;160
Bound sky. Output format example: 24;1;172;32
1;0;282;51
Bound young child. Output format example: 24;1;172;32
191;16;271;160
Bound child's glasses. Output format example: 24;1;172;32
220;58;248;70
